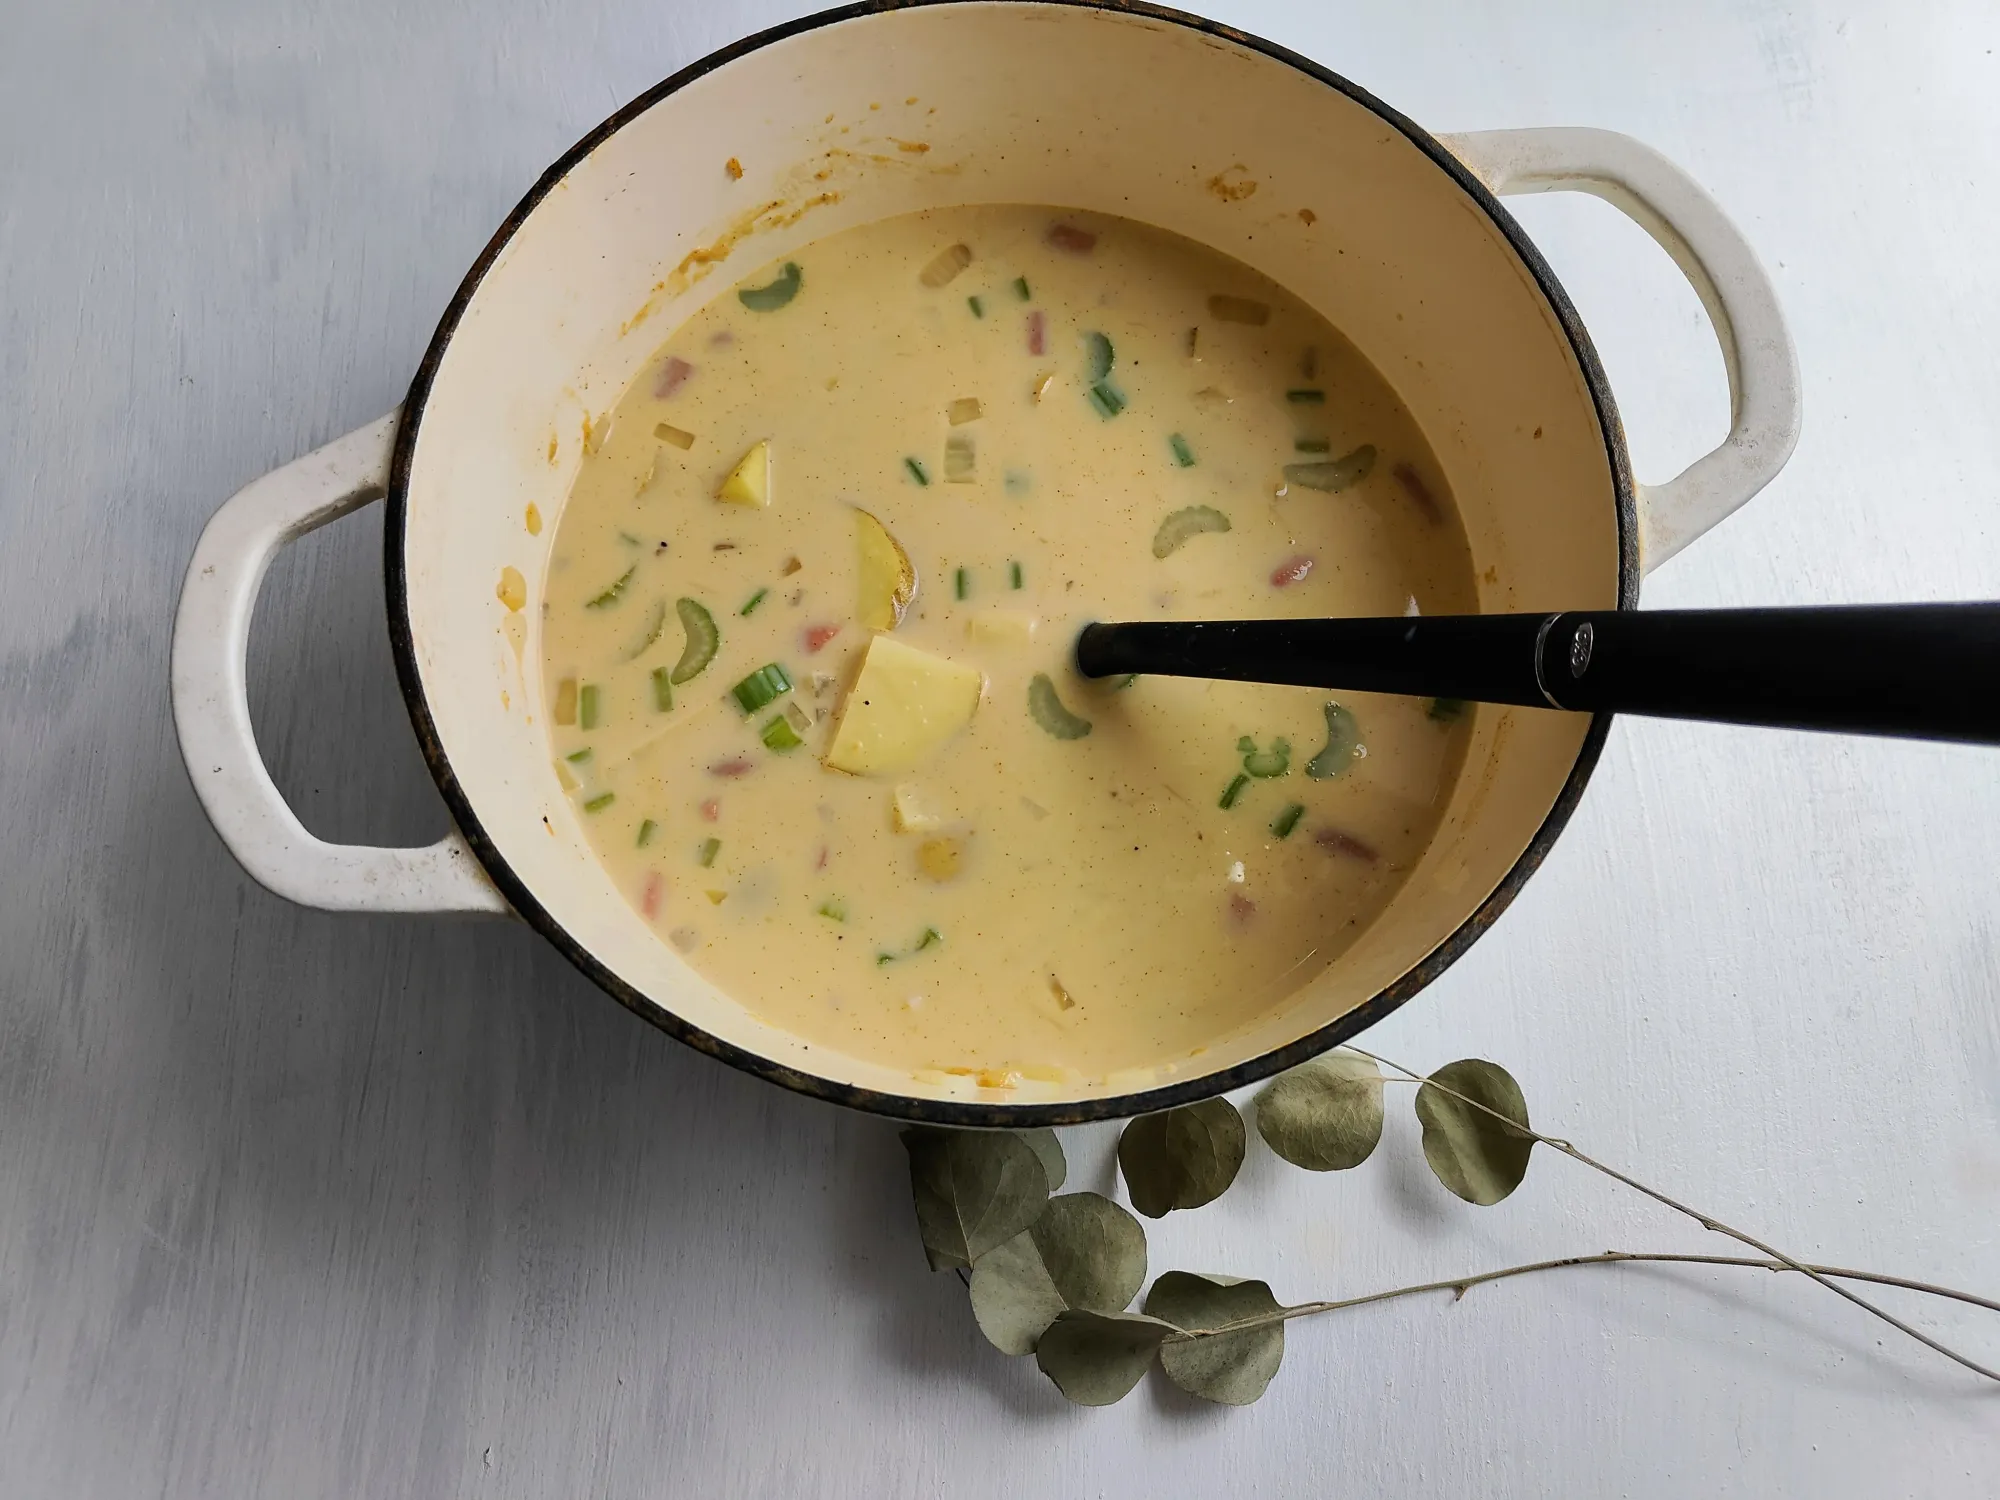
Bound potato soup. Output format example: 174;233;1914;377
533;205;1476;1089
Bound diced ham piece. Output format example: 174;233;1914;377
803;623;841;654
1026;309;1046;356
1393;462;1444;524
1315;828;1379;863
653;356;695;399
709;757;755;778
699;799;720;822
641;872;663;919
1271;555;1315;588
1047;222;1097;254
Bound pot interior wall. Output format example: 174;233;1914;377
398;2;1620;1109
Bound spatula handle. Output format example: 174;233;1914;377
1533;604;2000;742
1074;605;2000;745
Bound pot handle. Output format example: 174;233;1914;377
1438;127;1802;571
171;411;511;915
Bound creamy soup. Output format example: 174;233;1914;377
535;205;1476;1087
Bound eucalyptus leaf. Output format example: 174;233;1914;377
901;1127;1051;1270
969;1192;1147;1354
1145;1272;1286;1405
1118;1098;1246;1218
1019;1128;1067;1193
1034;1310;1176;1406
1414;1059;1533;1205
1255;1052;1384;1171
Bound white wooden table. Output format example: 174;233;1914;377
4;2;1997;1493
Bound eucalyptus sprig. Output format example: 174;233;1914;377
901;1050;2000;1406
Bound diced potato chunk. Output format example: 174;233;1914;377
855;508;917;630
917;836;965;881
717;440;770;506
891;784;946;833
824;635;983;775
966;611;1039;647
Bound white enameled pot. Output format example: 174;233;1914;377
171;0;1799;1124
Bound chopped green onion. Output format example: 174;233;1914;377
565;748;593;765
904;456;930;486
1028;673;1093;740
967;294;984;318
651;666;674;712
1152;504;1232;559
731;663;794;714
740;587;769;616
621;599;669;659
1013;276;1031;300
1306;701;1363;779
1238;735;1291;778
1284;445;1377;493
918;243;972;288
1294;438;1331;454
818;896;848;922
698;837;721;867
954;567;970;601
579;683;601;730
876;926;941;965
1286;389;1327;404
669;598;719;684
583;792;616;813
585;565;636;609
1086;381;1126;418
943;433;975;483
1428;696;1467;723
1083;331;1114;380
738;261;802;311
1009;560;1024;590
1169;433;1195;467
636;819;659;847
761;714;804;751
1218;773;1250;810
1271;803;1306;840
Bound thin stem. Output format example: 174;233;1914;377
1166;1251;2000;1344
1345;1047;2000;1384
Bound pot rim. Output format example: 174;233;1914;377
383;0;1640;1126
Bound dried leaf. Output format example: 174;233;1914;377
1019;1128;1066;1193
901;1127;1051;1270
1118;1098;1245;1218
1146;1272;1285;1405
1035;1310;1175;1405
969;1192;1147;1354
1415;1059;1533;1205
1255;1052;1384;1171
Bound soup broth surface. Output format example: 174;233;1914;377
538;205;1476;1087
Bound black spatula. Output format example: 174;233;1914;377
1074;604;2000;745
